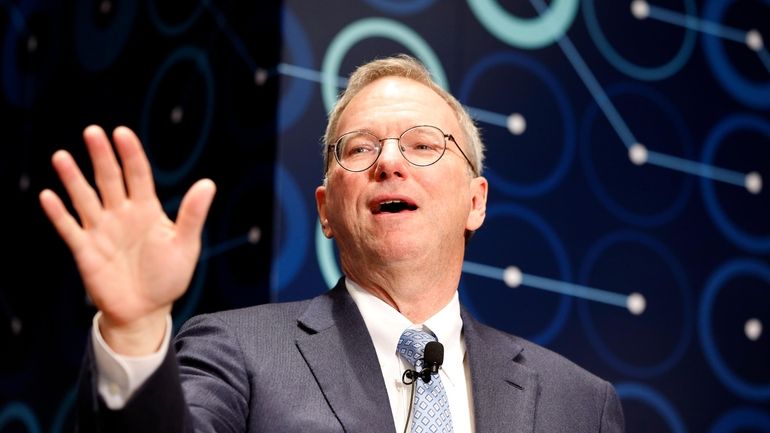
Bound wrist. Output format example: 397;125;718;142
98;308;170;356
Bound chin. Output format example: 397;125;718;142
371;237;426;262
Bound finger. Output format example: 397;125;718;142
112;126;156;201
83;125;127;209
51;150;103;228
175;179;216;246
39;189;86;252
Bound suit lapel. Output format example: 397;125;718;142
462;310;538;433
295;280;396;433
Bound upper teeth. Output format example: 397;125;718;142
381;200;403;205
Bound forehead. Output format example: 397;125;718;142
336;76;458;135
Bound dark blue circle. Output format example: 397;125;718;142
2;1;30;107
578;230;693;378
147;0;205;36
615;382;688;433
278;7;314;133
271;164;310;294
582;0;697;81
703;0;770;109
580;81;694;227
458;51;575;197
74;0;137;71
2;1;59;107
0;402;41;433
699;258;770;401
461;202;572;345
708;407;770;433
49;387;76;433
140;46;214;186
701;114;770;253
362;0;438;15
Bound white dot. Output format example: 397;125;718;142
254;68;268;86
19;173;30;192
10;317;22;335
506;113;527;135
627;292;646;315
27;35;37;53
631;0;649;19
170;106;183;124
746;171;762;194
745;318;762;341
746;30;764;52
248;226;261;244
629;143;648;165
503;266;522;288
100;0;112;14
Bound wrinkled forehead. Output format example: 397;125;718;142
335;76;459;138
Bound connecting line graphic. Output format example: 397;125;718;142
199;227;262;262
523;0;763;194
204;2;258;72
277;63;350;89
462;261;646;315
632;0;770;75
206;0;758;193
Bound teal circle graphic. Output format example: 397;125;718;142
321;17;447;113
466;0;578;49
316;222;341;289
582;0;696;81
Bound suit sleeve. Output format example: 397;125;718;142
76;314;250;433
600;381;625;433
75;337;191;433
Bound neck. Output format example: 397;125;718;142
341;255;463;323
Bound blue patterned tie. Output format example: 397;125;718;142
397;328;454;433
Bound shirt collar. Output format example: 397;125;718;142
345;278;465;383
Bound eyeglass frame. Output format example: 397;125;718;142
326;125;478;175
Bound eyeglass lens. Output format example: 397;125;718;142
335;125;446;172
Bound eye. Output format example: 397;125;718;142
406;140;442;153
341;134;377;158
402;127;444;154
414;143;436;151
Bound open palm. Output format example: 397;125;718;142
39;125;215;353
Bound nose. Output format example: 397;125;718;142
373;138;407;180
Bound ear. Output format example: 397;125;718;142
315;185;334;238
465;176;488;231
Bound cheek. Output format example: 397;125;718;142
326;179;363;224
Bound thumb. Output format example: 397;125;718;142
175;179;216;245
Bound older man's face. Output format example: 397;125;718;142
315;76;487;276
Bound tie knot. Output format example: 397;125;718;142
397;328;436;368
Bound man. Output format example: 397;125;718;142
40;55;624;432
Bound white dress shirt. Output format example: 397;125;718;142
93;281;474;432
345;279;474;433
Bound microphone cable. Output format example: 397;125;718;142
401;370;418;433
400;341;444;433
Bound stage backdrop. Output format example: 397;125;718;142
2;1;769;432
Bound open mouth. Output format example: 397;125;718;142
373;199;418;214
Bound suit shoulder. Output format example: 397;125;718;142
470;318;610;389
178;298;313;334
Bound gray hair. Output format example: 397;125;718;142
323;54;484;177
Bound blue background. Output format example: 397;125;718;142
2;0;769;432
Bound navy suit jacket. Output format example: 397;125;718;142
76;279;625;432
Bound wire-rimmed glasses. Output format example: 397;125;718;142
329;125;476;174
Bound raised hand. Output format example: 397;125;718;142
39;125;216;355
